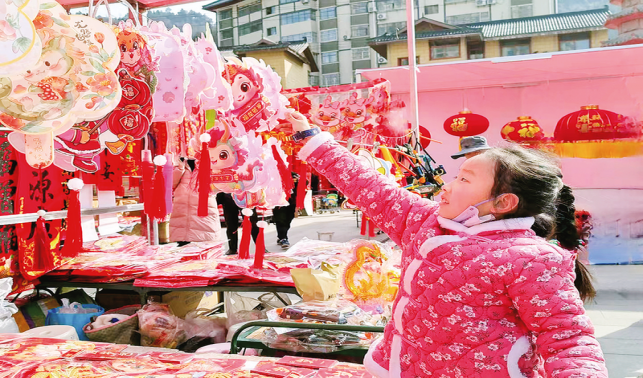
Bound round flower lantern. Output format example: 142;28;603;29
553;105;642;158
443;109;489;137
501;116;545;144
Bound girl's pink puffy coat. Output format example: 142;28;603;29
169;162;222;243
299;133;608;378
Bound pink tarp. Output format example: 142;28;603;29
358;45;643;264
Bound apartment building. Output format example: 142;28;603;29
369;7;610;67
202;0;610;86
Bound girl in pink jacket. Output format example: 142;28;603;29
288;112;607;378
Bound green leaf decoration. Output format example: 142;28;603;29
105;92;116;100
39;2;58;9
12;0;26;7
52;17;69;28
89;59;105;74
6;15;19;30
99;50;110;61
82;93;97;99
80;71;95;77
12;37;31;54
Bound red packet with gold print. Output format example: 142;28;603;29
277;356;337;369
251;361;316;378
315;365;374;378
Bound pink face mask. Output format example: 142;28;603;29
451;198;497;227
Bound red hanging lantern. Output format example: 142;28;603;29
501;116;545;144
552;105;642;158
418;125;432;149
443;109;489;137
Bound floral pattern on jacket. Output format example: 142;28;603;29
299;133;608;378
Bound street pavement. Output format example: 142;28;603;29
230;210;643;378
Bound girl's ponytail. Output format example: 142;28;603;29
555;185;596;303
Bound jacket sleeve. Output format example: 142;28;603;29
299;132;440;247
507;245;608;378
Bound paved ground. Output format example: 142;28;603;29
231;210;643;378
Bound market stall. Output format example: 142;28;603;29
357;44;643;264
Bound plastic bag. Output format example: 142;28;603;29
45;300;105;341
183;310;226;343
267;300;373;325
0;278;19;333
262;327;376;354
137;302;187;349
224;292;290;330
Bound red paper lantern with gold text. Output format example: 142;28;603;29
443;110;489;137
418;125;432;149
552;105;642;158
501;116;545;144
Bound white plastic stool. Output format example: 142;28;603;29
317;231;334;241
22;325;79;340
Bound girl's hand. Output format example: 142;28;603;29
286;110;311;133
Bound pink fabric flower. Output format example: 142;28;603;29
87;73;118;97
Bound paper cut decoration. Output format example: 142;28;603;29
223;57;287;133
2;1;121;169
0;0;42;76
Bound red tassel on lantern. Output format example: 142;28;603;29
369;219;376;238
153;155;167;220
32;210;54;272
360;213;367;236
141;154;154;219
296;161;307;210
60;178;84;258
198;134;212;217
271;144;294;201
239;208;253;259
254;220;268;269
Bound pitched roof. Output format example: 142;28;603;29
369;7;610;44
202;0;241;11
469;7;610;40
221;40;319;72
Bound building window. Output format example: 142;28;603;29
468;41;484;59
351;25;369;38
309;74;320;86
266;6;276;15
219;9;232;20
352;47;370;60
322;73;340;87
351;2;368;14
282;32;317;43
220;39;233;47
397;56;419;66
425;5;438;15
238;2;261;18
281;10;315;25
320;7;336;20
511;4;533;18
220;29;233;40
446;12;489;25
501;38;531;56
320;28;338;42
377;21;406;36
376;0;403;12
322;51;338;64
267;27;277;36
239;20;262;36
430;39;460;59
559;32;591;51
280;0;298;4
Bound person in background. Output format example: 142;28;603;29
216;192;260;255
451;135;491;160
272;172;299;249
170;159;222;245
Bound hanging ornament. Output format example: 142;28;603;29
552;105;642;158
198;133;211;217
152;155;167;220
443;109;489;137
238;208;253;260
59;178;83;258
253;220;268;269
501;116;545;144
